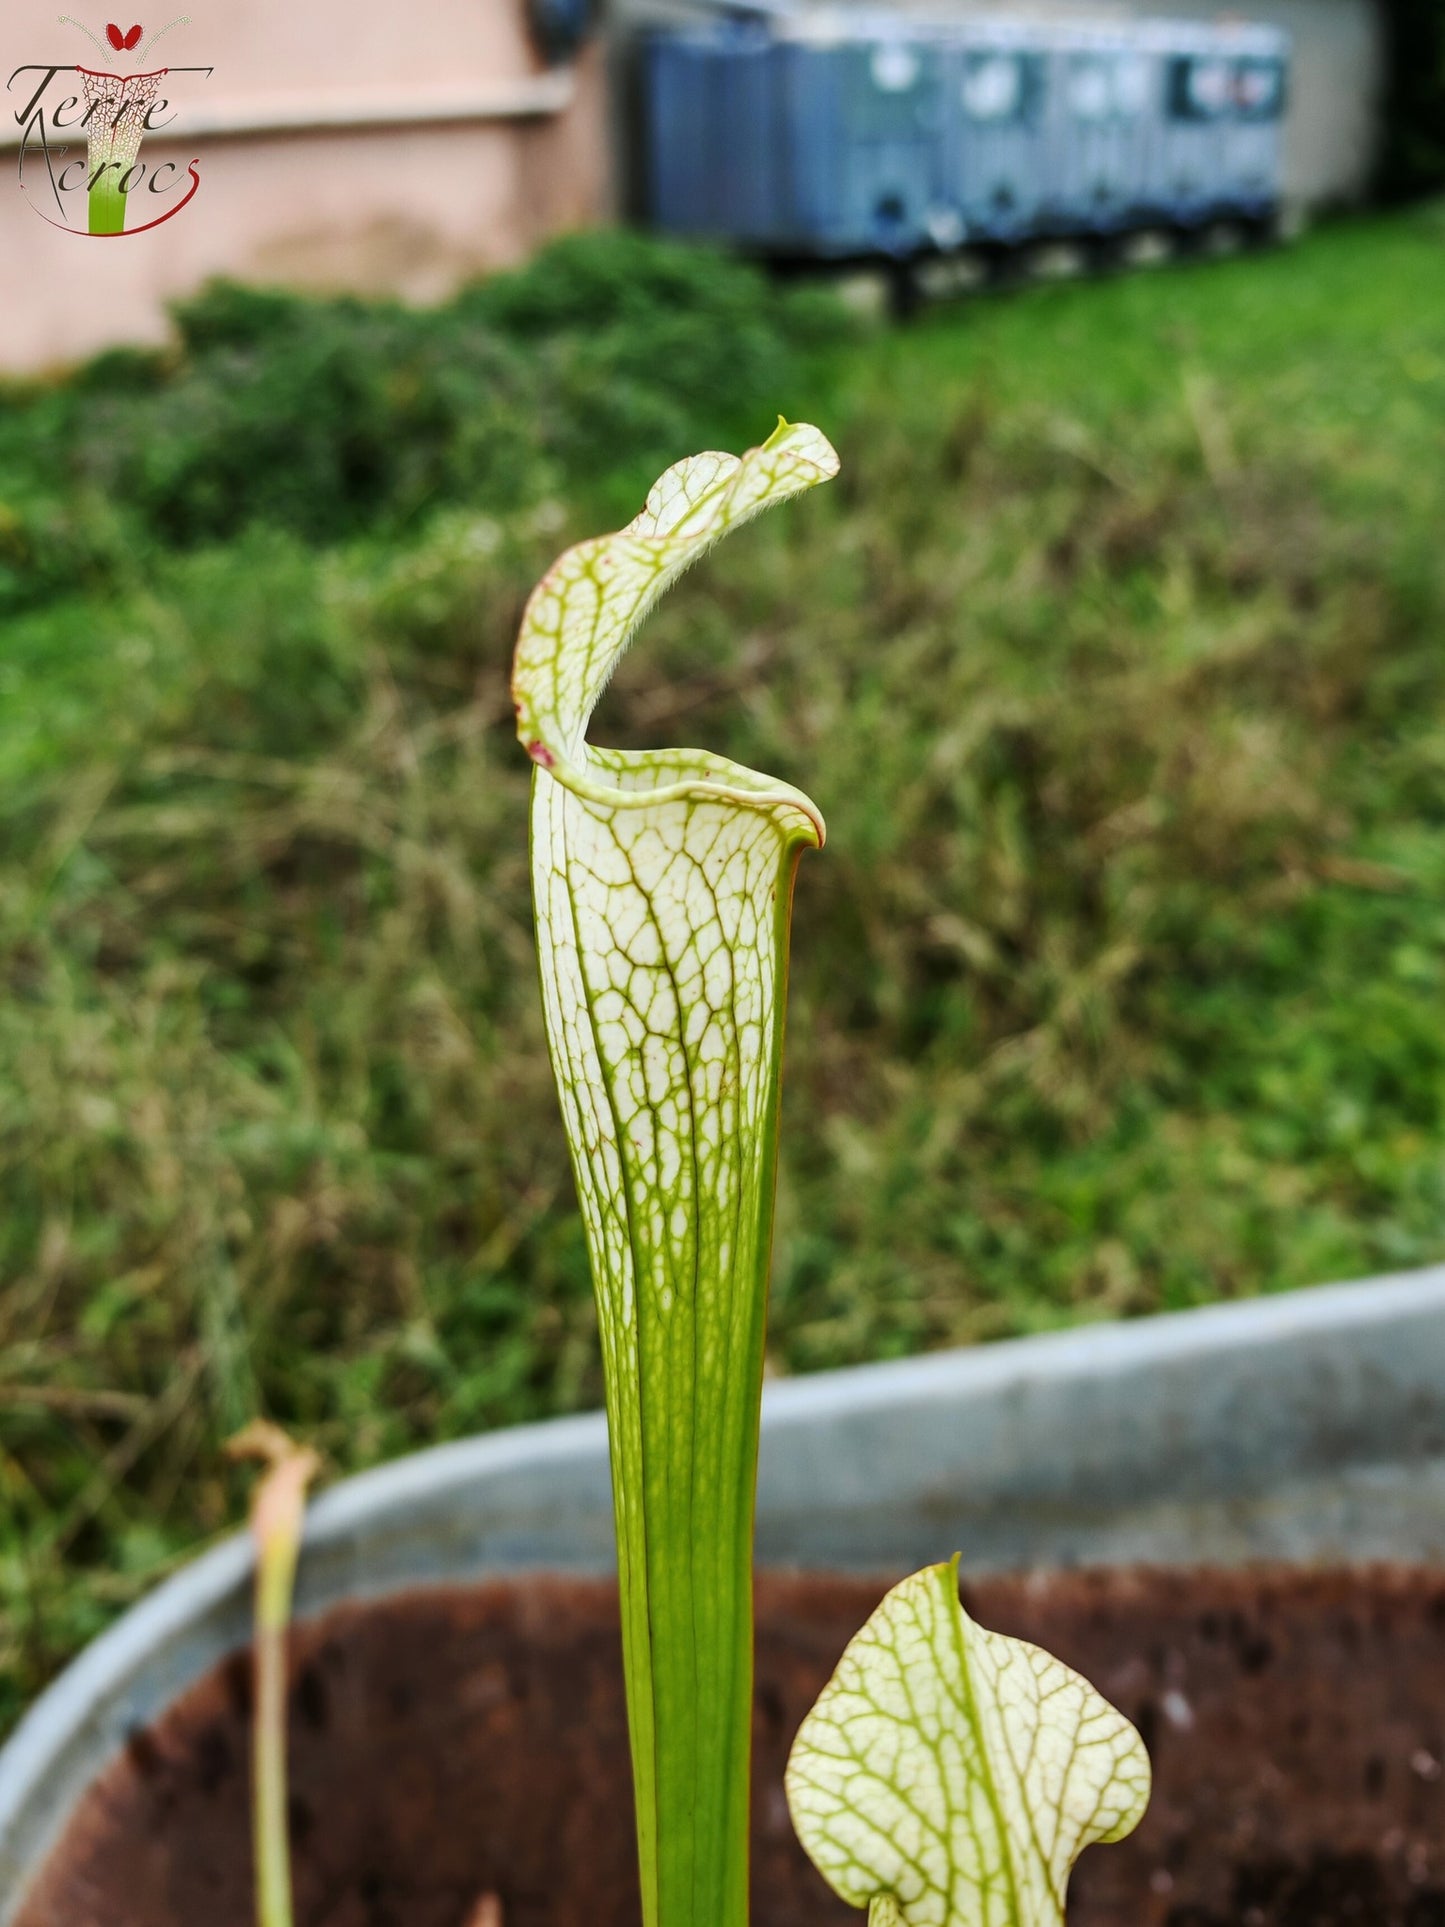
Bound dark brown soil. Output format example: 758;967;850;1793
18;1566;1445;1927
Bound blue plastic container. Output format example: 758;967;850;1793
641;10;1290;261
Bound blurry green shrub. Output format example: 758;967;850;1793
0;231;853;611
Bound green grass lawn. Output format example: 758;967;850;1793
2;210;1444;1732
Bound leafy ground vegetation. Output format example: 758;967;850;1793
2;211;1443;1730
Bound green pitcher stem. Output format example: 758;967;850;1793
88;171;126;235
591;845;804;1927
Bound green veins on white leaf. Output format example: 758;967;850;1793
513;420;839;1927
786;1560;1152;1927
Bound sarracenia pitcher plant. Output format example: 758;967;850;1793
510;419;1151;1927
512;420;833;1927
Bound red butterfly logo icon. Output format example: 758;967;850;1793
106;23;144;52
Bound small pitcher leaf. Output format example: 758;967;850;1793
787;1560;1151;1927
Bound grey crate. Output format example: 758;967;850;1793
644;26;779;240
808;32;948;254
1139;18;1288;226
940;24;1048;242
643;33;715;234
1221;36;1289;217
1139;22;1229;224
721;34;782;236
1041;28;1158;234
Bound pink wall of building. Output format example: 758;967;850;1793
2;0;612;372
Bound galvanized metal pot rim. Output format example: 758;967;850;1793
5;1265;1445;1920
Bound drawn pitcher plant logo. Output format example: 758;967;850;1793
9;15;210;234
